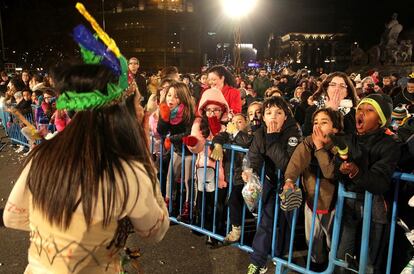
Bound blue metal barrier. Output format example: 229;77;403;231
154;139;414;274
0;106;34;147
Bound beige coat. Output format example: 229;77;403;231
284;136;337;213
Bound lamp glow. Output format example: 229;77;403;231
220;0;258;19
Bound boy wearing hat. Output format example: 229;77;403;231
334;93;401;273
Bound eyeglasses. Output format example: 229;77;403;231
205;108;222;115
328;82;347;89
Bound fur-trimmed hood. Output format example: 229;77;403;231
198;87;229;121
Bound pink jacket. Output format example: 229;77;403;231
187;88;230;189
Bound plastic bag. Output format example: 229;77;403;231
241;156;262;212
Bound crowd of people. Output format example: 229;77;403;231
132;62;414;274
1;58;414;273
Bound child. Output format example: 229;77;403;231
50;109;71;132
243;96;302;274
247;101;263;135
334;93;401;273
157;81;195;221
210;113;253;244
284;108;343;269
184;87;229;246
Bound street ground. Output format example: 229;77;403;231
0;127;309;274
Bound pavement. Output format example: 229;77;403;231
0;128;285;274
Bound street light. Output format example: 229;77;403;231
220;0;257;19
220;0;258;73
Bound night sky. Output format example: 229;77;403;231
1;0;413;67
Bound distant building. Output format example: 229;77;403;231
276;32;351;72
103;0;201;72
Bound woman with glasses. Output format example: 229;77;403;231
302;72;359;136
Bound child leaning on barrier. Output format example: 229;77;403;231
247;101;263;135
184;87;229;247
242;96;302;274
333;93;401;274
209;113;253;244
283;108;343;269
157;81;195;222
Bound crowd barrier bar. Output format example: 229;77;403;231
0;105;34;147
155;137;414;274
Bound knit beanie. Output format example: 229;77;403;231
357;93;393;127
392;104;409;121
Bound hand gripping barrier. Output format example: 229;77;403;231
151;136;414;274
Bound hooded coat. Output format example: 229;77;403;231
187;88;229;188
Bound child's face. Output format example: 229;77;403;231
200;74;208;85
166;87;180;109
356;103;381;135
313;112;338;137
232;115;247;131
205;103;223;119
23;91;31;101
248;104;262;121
263;105;286;129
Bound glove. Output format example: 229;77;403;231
226;121;237;135
182;135;198;147
208;116;222;136
279;186;302;212
210;143;223;161
164;137;171;151
159;103;170;122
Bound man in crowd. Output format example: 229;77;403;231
128;57;148;106
253;68;272;98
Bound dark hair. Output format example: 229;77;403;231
160;66;178;80
9;78;26;92
42;87;56;97
262;96;293;117
207;65;236;87
312;71;358;107
157;78;175;101
408;78;414;84
312;108;344;132
181;74;192;81
26;64;157;230
195;73;207;81
31;73;43;83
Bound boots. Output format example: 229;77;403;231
223;225;241;245
177;201;190;223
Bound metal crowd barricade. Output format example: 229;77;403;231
0;105;34;147
153;137;413;274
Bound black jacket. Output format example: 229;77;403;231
133;73;148;107
157;117;194;155
334;128;401;223
393;89;414;107
213;130;253;186
248;116;302;184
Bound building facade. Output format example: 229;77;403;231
276;32;352;72
103;0;201;72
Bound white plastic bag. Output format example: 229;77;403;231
241;157;262;212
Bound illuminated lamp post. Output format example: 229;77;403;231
220;0;258;74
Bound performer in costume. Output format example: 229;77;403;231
3;3;169;274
